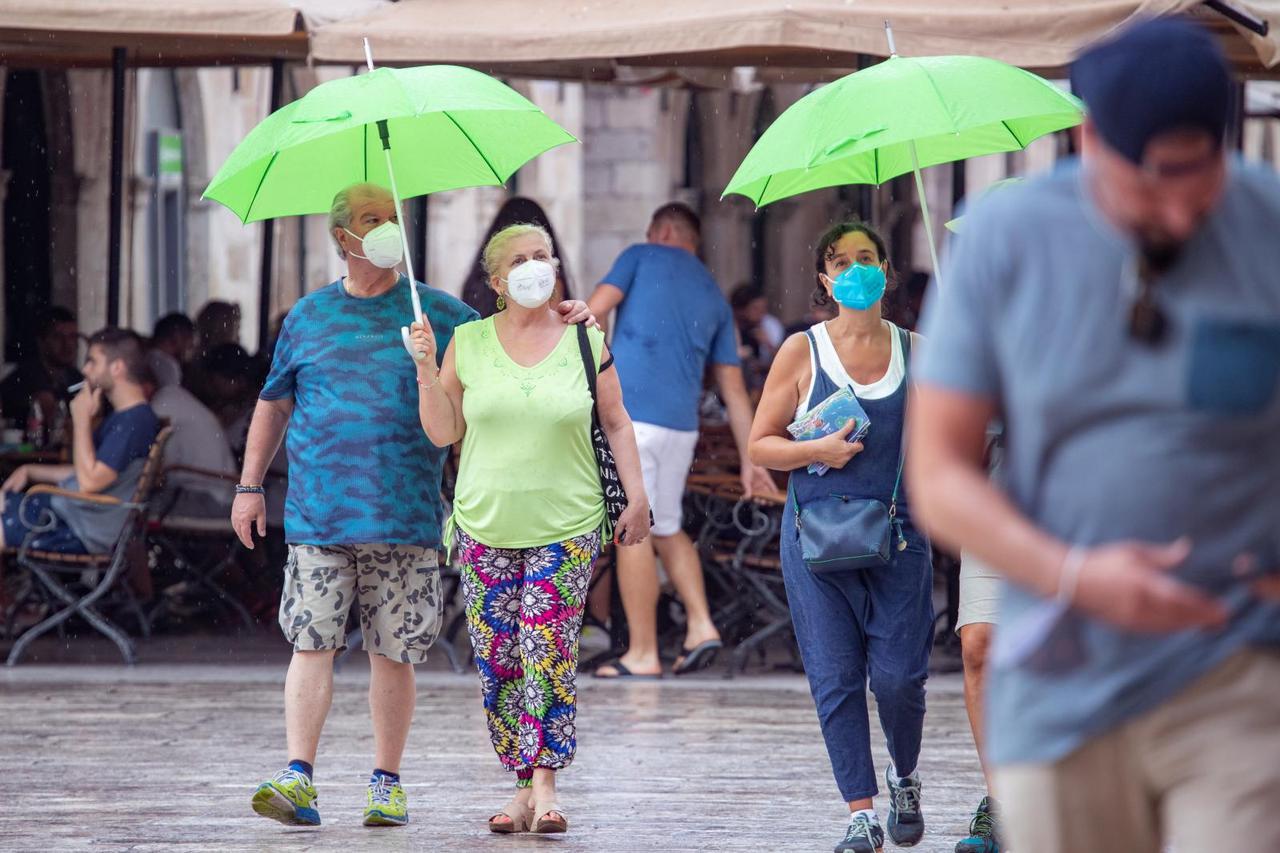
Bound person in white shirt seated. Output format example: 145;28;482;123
147;313;196;390
147;366;236;519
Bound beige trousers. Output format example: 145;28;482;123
995;648;1280;853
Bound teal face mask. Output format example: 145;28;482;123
828;263;887;310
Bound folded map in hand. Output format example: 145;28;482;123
787;386;871;476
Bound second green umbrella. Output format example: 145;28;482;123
724;54;1082;283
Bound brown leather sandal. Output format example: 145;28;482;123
532;801;568;834
487;797;533;834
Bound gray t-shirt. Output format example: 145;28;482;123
917;158;1280;765
150;385;235;515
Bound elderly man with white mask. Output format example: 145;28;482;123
234;183;594;831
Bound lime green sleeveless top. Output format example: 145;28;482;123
449;317;607;549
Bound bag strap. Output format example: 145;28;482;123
888;325;911;516
575;323;600;411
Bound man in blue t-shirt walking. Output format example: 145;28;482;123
233;183;594;830
588;203;774;679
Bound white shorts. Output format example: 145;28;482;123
956;551;1003;633
633;422;700;537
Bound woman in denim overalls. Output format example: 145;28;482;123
749;221;934;853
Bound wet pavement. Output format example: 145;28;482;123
0;632;985;852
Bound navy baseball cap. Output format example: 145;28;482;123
1070;16;1232;165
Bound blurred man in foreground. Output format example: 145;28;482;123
909;18;1280;853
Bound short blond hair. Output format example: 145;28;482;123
328;183;392;260
482;223;554;278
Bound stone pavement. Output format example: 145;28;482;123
0;637;987;853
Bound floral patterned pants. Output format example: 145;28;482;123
455;528;601;785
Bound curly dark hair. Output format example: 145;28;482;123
811;220;894;308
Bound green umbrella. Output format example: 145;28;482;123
204;51;576;355
723;47;1081;284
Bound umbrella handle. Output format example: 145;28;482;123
401;326;423;360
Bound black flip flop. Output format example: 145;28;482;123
672;639;724;675
592;660;663;680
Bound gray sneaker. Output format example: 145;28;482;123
835;811;885;853
885;765;925;846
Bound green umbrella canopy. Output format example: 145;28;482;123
204;65;577;223
724;55;1081;208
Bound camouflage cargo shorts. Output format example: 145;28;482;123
279;543;444;664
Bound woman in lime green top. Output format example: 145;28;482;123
410;223;649;836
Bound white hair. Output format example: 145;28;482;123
328;183;391;260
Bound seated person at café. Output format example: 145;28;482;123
184;301;242;410
730;283;785;393
200;343;260;428
0;306;82;428
0;330;160;553
148;366;236;518
147;312;196;389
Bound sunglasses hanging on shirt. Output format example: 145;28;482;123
1127;247;1179;345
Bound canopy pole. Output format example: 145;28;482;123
1204;0;1269;36
361;38;426;361
106;46;126;327
414;196;428;281
909;142;944;289
855;54;875;221
258;57;285;352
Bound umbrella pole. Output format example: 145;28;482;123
376;120;422;322
884;23;943;285
909;141;944;288
361;38;426;360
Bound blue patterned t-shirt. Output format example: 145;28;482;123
260;276;478;546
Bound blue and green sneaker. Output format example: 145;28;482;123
251;767;320;826
955;796;1000;853
363;774;409;827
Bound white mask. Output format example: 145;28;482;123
344;221;403;269
503;259;557;309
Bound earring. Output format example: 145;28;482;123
496;295;507;311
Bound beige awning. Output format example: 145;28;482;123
0;0;307;67
311;0;1280;80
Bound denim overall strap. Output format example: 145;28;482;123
887;327;911;517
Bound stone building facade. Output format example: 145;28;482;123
2;63;1276;360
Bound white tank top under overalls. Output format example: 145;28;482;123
795;319;908;419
